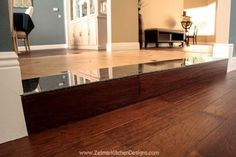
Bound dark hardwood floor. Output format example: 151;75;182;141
1;71;236;157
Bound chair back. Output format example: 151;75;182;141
25;6;34;18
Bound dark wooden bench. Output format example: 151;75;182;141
144;28;185;48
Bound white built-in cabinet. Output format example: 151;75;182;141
69;0;107;50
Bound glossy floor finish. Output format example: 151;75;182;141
21;59;227;134
19;45;213;79
22;56;223;95
1;70;236;157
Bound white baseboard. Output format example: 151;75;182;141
228;57;236;72
0;52;19;68
228;54;236;72
0;51;28;144
106;42;140;52
213;43;236;72
69;44;106;50
19;44;68;51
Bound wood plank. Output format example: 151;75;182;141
0;98;170;157
130;112;224;157
0;68;236;157
203;89;236;119
185;113;236;157
158;78;226;103
19;47;213;80
50;98;171;143
22;58;228;134
22;76;140;134
0;133;125;157
105;73;233;147
139;59;228;100
105;107;177;147
160;76;236;104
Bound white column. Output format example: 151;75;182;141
213;43;236;72
0;52;28;144
214;0;236;72
215;0;231;43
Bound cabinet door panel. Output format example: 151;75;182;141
69;23;80;46
88;19;97;45
80;21;89;45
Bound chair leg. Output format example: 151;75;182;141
12;36;19;53
13;30;19;53
12;37;16;52
186;37;190;46
26;36;31;53
23;39;28;53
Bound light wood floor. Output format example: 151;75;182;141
19;45;213;79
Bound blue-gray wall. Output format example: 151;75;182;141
0;0;13;51
14;0;66;46
229;0;236;57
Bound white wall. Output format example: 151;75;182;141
0;52;28;144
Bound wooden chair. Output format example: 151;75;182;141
8;0;33;53
16;6;34;53
187;26;198;45
8;0;19;53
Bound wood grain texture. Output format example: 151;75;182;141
21;59;228;134
1;70;236;157
105;77;234;148
129;112;224;157
185;114;236;157
22;76;140;134
203;89;236;119
139;59;228;100
18;46;213;80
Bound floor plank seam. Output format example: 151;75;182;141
186;117;227;156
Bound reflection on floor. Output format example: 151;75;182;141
19;45;214;79
1;70;236;157
0;45;233;156
21;57;227;134
22;56;224;95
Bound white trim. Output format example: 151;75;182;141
213;43;236;72
228;58;236;72
69;44;106;50
0;52;19;67
226;44;236;72
0;51;28;144
106;42;140;52
213;43;233;58
18;44;67;51
0;52;18;60
231;57;236;60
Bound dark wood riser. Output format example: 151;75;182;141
21;59;228;134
